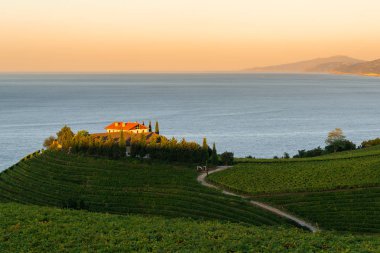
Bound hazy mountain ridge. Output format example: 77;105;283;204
333;59;380;76
246;56;380;76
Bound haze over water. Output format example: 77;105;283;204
1;73;380;171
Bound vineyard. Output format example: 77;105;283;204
208;146;380;232
208;155;380;194
0;151;288;226
1;202;379;252
257;187;380;233
236;144;380;163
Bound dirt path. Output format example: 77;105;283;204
197;166;319;233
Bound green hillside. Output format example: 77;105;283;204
208;147;380;232
1;203;379;253
0;151;288;226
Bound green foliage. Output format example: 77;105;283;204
211;143;218;165
325;128;356;153
325;139;356;153
56;125;74;150
0;152;287;226
130;135;205;163
220;152;234;165
119;131;126;158
2;203;379;253
292;129;356;158
294;147;324;158
148;120;152;132
76;130;89;137
48;126;212;164
202;138;209;163
362;137;380;148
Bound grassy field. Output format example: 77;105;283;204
1;202;380;253
208;147;380;232
0;151;289;226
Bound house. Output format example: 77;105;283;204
105;122;149;134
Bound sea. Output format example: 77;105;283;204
1;73;380;171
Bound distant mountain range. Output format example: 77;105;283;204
246;56;380;77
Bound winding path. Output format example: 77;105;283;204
197;166;319;233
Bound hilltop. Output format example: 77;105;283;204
334;58;380;76
246;55;380;76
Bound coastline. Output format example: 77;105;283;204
245;70;380;78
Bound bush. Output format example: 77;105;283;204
325;140;356;153
220;152;234;165
43;136;56;149
361;138;380;148
293;147;324;158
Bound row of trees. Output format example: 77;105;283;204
128;134;218;164
44;125;223;165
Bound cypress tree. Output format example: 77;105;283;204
148;121;152;132
119;130;126;157
211;142;218;165
202;137;209;164
155;121;160;135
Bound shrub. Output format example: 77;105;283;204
43;136;56;149
361;138;380;148
293;147;324;158
220;152;234;165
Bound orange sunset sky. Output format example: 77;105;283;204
1;0;380;72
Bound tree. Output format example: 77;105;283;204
139;134;147;158
211;143;218;165
283;152;290;159
148;121;152;132
361;138;380;148
57;125;74;151
325;128;346;152
43;136;56;149
119;130;126;157
220;152;234;165
155;121;160;135
325;139;356;153
76;130;89;137
202;138;209;163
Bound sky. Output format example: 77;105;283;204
1;0;380;72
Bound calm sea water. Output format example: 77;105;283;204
1;73;380;171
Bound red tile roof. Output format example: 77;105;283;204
105;122;148;131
